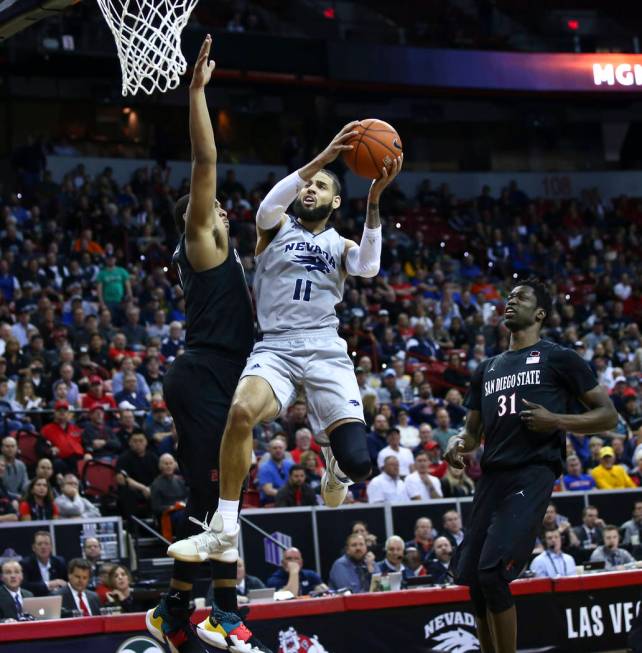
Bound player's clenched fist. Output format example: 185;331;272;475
444;435;467;469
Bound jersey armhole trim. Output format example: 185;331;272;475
255;215;291;260
181;243;234;276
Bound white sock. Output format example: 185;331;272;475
217;499;240;534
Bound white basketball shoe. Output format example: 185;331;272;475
167;512;239;563
320;446;352;508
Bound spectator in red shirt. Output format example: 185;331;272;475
290;428;323;472
425;441;448;478
108;333;137;363
41;400;91;474
19;478;60;521
81;376;117;412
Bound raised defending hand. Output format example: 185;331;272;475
191;34;216;89
520;399;560;432
317;121;362;165
444;434;466;470
369;154;403;201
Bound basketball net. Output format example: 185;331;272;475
95;0;200;96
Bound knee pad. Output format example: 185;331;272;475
329;422;371;482
478;566;514;614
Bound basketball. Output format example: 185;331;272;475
342;119;403;179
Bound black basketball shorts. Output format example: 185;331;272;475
163;349;245;495
453;464;556;585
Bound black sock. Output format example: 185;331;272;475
166;588;191;609
213;585;237;613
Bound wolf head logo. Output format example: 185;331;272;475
292;254;331;274
431;627;480;653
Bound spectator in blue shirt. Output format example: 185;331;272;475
568;433;590;468
562;455;596;492
266;547;326;596
114;373;150;413
160;322;185;360
366;414;389;468
0;260;19;302
329;533;373;594
257;438;293;505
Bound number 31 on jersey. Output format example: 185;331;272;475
497;392;517;416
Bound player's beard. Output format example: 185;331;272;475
293;197;333;224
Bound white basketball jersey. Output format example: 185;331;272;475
254;216;346;335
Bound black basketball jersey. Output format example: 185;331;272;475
173;235;254;360
465;339;598;474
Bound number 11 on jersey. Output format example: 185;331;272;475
293;278;312;302
497;392;517;416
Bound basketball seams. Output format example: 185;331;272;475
363;130;401;157
347;130;367;171
343;119;402;178
360;137;382;177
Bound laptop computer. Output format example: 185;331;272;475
23;595;63;621
247;588;275;603
369;571;403;592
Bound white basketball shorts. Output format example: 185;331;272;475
239;329;365;435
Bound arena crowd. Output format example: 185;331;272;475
1;158;642;618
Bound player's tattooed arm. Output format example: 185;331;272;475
444;409;483;469
342;194;383;277
367;154;403;210
365;199;380;229
343;159;402;277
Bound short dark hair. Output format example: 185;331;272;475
289;464;305;476
517;276;552;325
108;564;133;586
320;168;341;196
68;557;92;574
345;532;365;547
174;194;190;235
33;530;51;543
582;505;598;517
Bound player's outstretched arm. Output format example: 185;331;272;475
343;154;403;278
444;409;483;469
255;122;361;240
185;34;223;271
520;386;617;434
